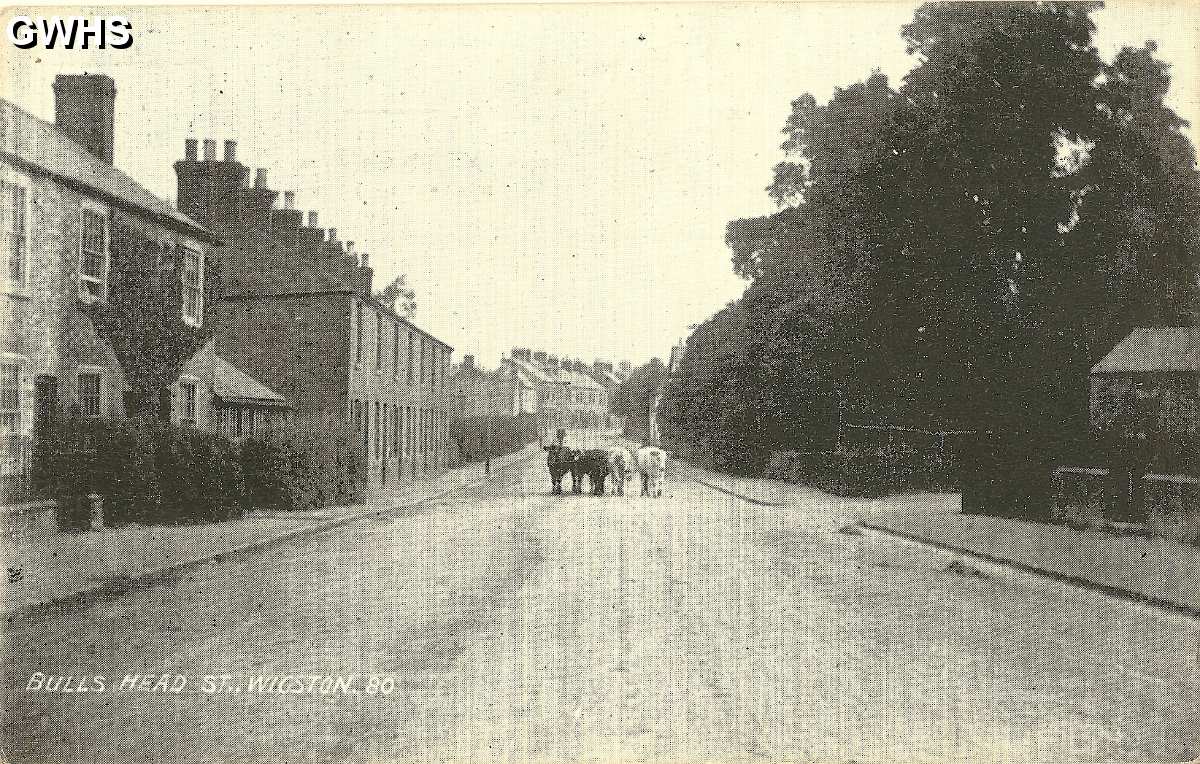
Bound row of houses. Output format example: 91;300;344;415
450;349;631;430
1;73;454;499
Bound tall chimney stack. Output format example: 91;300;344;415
307;211;319;228
52;74;116;164
202;139;216;161
283;191;295;209
223;140;237;161
254;168;267;189
184;138;198;161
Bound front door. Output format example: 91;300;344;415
31;375;58;492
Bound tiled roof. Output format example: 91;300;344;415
213;354;288;405
0;98;217;243
1091;327;1200;374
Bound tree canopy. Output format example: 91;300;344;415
661;1;1200;468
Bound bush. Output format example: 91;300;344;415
451;414;539;463
242;413;365;512
35;413;366;530
764;444;959;498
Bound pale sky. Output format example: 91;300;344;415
6;2;1199;369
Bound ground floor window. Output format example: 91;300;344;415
1;362;21;475
180;381;197;426
77;371;102;418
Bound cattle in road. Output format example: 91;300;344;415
636;446;668;497
544;444;578;495
571;449;612;495
606;447;633;495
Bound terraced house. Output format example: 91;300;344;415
173;139;452;487
0;74;221;499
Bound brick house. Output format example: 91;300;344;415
173;140;452;487
0;74;219;498
1090;326;1200;436
450;355;518;418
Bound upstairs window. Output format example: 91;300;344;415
78;371;102;418
407;333;414;383
393;323;400;377
181;248;203;326
376;312;384;370
2;181;28;290
79;208;108;302
354;302;364;365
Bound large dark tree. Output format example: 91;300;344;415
662;2;1200;497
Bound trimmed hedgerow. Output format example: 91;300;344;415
450;414;540;464
35;414;365;530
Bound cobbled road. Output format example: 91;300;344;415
4;434;1199;763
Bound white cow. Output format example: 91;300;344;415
635;445;668;498
606;447;633;496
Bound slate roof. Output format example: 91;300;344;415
1091;327;1200;374
213;355;289;405
504;357;602;389
0;98;217;243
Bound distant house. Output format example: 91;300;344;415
505;349;607;429
450;354;520;418
1090;327;1200;435
174;340;289;441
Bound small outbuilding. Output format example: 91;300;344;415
174;340;291;441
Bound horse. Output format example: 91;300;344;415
544;444;578;495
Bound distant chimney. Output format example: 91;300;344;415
223;140;237;161
463;354;475;370
254;168;268;189
360;253;370;269
346;241;355;256
184;138;198;161
327;227;337;242
202;139;216;161
307;211;319;227
53;74;116;164
283;191;295;209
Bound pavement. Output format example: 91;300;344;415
677;460;1200;617
3;433;1198;762
1;443;543;618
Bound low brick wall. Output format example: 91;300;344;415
1052;467;1110;527
2;500;59;539
1145;473;1200;545
1053;466;1199;544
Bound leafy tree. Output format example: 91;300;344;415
612;359;666;441
375;274;417;318
664;2;1200;503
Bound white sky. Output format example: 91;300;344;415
6;2;1199;368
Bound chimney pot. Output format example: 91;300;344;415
202;139;216;161
307;211;319;227
346;241;355;255
254;168;267;189
328;227;337;242
463;354;475;370
360;253;370;269
184;138;198;161
223;140;237;162
283;191;295;209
